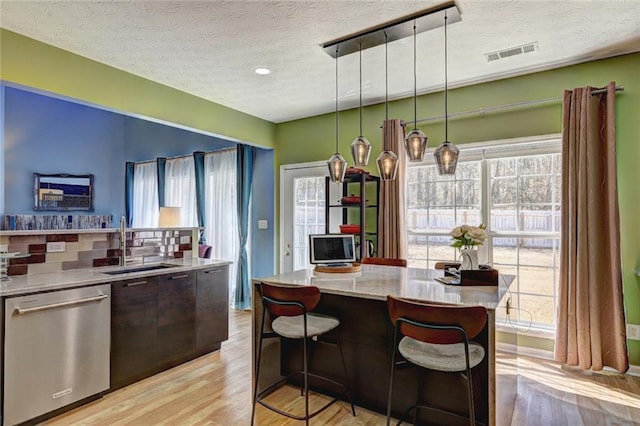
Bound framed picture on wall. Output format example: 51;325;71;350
33;173;94;211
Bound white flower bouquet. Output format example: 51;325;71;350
450;224;487;250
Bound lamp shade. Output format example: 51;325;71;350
350;136;372;166
158;206;181;227
405;128;427;162
433;141;459;175
376;150;399;180
327;153;347;183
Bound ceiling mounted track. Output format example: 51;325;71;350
321;1;461;58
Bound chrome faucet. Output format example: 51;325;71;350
119;216;127;267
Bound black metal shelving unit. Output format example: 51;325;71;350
325;172;380;261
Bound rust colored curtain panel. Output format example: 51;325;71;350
555;82;628;373
377;119;407;260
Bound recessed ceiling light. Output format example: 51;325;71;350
254;67;271;75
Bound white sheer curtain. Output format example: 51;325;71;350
165;156;198;226
132;162;159;228
204;149;239;305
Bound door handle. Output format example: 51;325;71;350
15;294;108;315
203;269;221;274
124;281;147;287
169;274;190;280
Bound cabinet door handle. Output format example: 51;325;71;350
15;294;108;315
124;281;147;287
203;268;221;274
169;274;190;280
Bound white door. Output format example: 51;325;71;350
281;162;341;273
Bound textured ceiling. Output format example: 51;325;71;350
1;0;639;123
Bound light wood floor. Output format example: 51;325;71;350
43;310;640;425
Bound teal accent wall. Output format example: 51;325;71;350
3;86;125;217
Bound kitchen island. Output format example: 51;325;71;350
252;265;516;425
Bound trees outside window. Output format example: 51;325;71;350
406;136;561;329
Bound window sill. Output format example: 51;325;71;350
496;321;555;340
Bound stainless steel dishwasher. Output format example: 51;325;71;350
3;284;110;425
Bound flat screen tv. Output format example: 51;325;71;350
309;234;356;266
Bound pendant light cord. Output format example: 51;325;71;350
444;12;448;142
413;22;418;128
359;41;363;137
335;45;339;153
384;31;388;123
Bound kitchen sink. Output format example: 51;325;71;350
102;264;178;275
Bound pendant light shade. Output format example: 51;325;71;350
376;32;398;181
434;11;459;175
328;152;347;182
350;41;372;167
434;141;459;174
404;22;427;162
328;46;347;183
376;150;399;180
405;128;427;161
351;136;371;167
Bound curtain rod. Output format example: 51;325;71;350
416;85;624;124
591;85;624;95
133;147;236;165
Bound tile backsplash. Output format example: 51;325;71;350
3;214;113;230
1;229;194;276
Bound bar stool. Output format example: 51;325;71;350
361;257;407;267
251;282;356;425
386;295;488;426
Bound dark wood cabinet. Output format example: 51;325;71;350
157;271;196;368
110;276;158;388
196;266;229;354
110;265;228;391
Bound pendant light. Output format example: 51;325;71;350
376;32;399;181
404;22;427;162
350;40;372;167
433;11;459;175
327;45;347;183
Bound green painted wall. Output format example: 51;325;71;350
276;53;640;365
0;29;276;148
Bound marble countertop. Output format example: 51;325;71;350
254;265;514;310
0;258;232;297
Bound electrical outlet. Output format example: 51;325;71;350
627;324;640;340
46;241;66;253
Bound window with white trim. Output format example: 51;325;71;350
293;176;326;271
406;135;561;330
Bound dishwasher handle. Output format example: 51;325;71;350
15;294;109;315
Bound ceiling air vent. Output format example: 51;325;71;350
485;42;538;62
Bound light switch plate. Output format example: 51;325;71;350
47;241;66;253
628;324;640;341
257;220;268;230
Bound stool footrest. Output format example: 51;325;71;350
397;402;482;426
256;371;350;421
